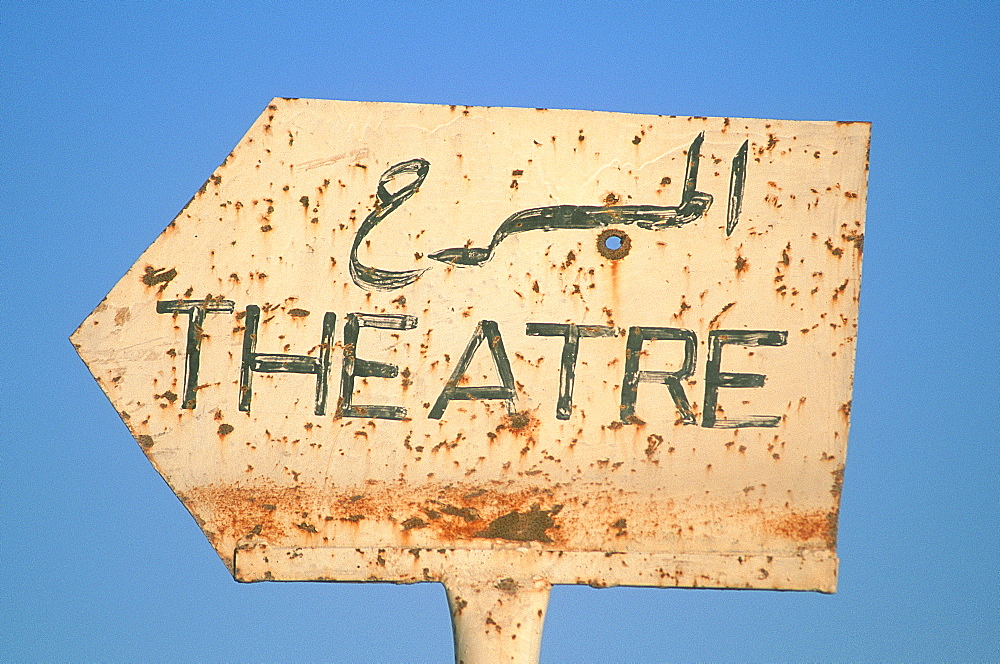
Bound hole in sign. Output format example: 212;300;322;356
596;229;631;260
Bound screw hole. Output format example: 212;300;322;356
596;229;631;260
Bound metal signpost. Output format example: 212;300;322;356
72;100;869;662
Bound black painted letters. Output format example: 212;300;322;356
621;326;698;425
525;323;617;420
156;299;235;409
429;320;517;419
239;305;337;415
338;313;418;420
702;330;788;428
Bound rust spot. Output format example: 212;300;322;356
562;250;576;269
830;466;845;502
735;255;749;274
475;504;562;543
299;195;310;208
155;390;178;404
495;578;519;594
632;135;641;145
763;510;837;547
217;423;234;437
438;504;481;522
495;410;541;438
142;266;177;290
603;192;621;206
645;434;663;459
402;517;427;530
709;302;737;330
136;434;154;448
287;308;310;318
843;231;864;253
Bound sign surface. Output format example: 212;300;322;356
72;100;867;595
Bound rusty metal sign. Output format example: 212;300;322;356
72;100;868;661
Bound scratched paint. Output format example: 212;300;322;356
71;101;868;656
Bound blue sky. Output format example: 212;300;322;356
2;1;997;661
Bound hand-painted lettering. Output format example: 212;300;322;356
429;320;517;419
349;135;750;292
620;326;698;425
239;305;336;415
156;299;235;409
338;313;418;420
702;330;788;428
525;322;617;420
162;303;787;430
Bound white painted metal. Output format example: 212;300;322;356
72;99;869;662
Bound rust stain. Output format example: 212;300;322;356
843;231;864;253
287;308;310;318
644;434;663;460
475;504;563;543
494;410;541;439
154;390;178;404
708;302;736;330
141;266;177;291
183;479;568;551
762;510;837;548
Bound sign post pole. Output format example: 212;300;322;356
445;577;550;663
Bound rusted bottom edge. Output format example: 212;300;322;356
233;545;838;593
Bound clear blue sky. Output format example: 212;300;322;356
2;1;997;661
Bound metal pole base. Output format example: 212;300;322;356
444;575;552;664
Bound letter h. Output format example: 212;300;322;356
239;305;336;415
